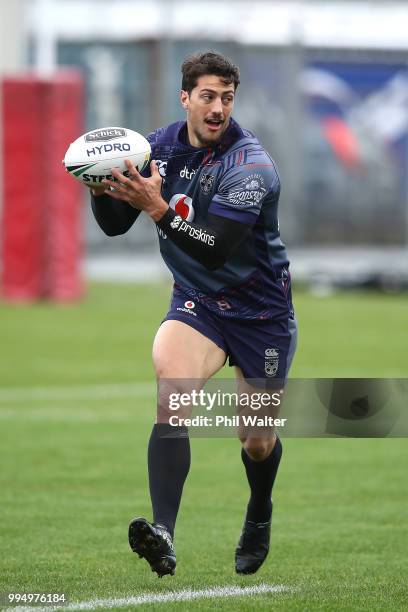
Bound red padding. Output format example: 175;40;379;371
1;78;46;301
1;72;84;302
44;72;84;301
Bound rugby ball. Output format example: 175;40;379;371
63;126;151;187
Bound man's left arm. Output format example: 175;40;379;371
156;207;250;270
158;161;279;269
102;158;276;271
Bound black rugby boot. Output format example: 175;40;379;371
128;517;176;578
235;512;272;574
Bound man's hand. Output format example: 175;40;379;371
101;159;168;222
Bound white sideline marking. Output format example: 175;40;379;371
0;408;136;422
0;382;155;403
7;584;291;612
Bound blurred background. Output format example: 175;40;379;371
1;0;408;293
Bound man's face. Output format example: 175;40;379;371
180;75;235;148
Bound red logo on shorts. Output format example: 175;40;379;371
184;301;195;309
169;193;194;221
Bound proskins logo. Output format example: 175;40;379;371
178;221;215;246
170;215;183;229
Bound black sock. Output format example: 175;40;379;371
147;424;190;538
241;437;283;523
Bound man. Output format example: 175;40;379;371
91;51;297;578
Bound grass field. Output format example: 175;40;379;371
1;283;407;611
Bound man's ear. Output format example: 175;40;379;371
180;90;189;110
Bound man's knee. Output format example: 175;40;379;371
242;436;275;462
156;379;193;422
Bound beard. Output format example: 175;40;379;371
191;121;228;148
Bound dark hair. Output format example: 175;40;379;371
181;50;240;93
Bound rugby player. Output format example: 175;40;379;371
90;51;297;577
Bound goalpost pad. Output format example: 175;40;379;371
1;72;84;301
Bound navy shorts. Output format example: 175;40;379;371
163;287;297;382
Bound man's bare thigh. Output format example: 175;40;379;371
153;320;226;380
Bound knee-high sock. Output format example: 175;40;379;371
148;424;190;538
241;437;282;523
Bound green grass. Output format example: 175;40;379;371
1;284;407;611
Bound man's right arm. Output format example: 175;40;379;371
91;189;141;236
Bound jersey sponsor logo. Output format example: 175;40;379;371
169;193;195;221
155;160;168;177
217;300;232;311
200;173;215;194
176;301;197;316
180;166;196;180
178;220;215;246
228;173;266;206
170;215;183;229
265;347;279;377
86;143;131;157
85;128;126;142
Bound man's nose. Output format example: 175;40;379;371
210;97;223;115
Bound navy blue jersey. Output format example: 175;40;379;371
146;118;292;320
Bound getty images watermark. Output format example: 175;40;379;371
167;389;286;429
156;378;408;438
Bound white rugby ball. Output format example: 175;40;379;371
63;126;151;187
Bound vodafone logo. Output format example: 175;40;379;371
176;300;197;317
169;193;194;221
